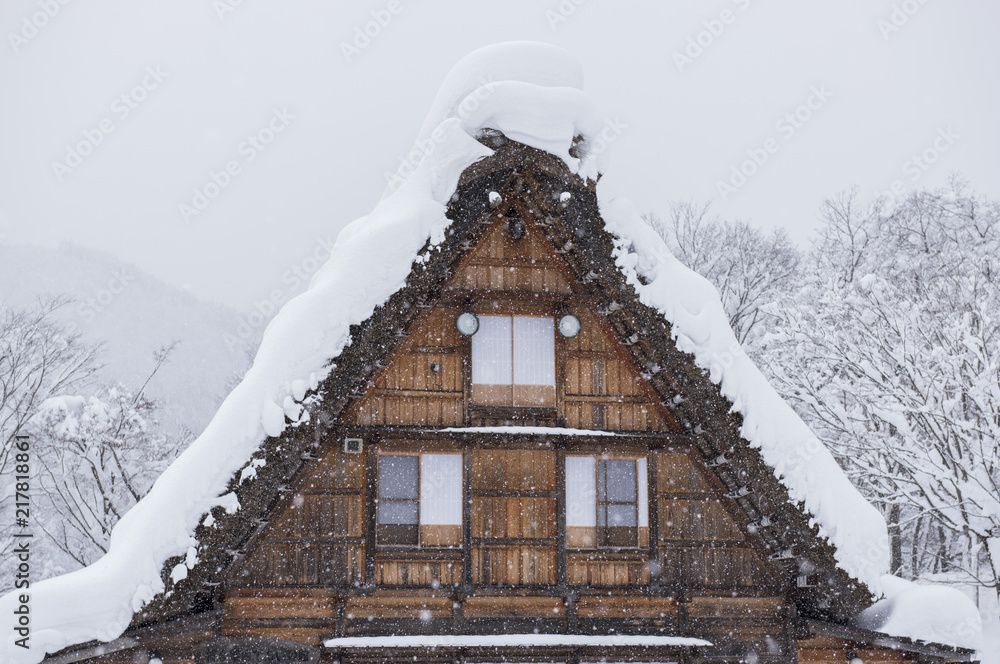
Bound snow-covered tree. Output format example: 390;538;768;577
29;382;174;568
0;299;101;579
644;201;801;345
759;182;1000;593
649;185;1000;595
0;298;101;469
0;303;185;588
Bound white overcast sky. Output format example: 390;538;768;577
1;0;997;310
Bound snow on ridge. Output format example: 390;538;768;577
0;42;606;664
600;197;891;592
413;42;586;152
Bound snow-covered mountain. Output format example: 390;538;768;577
0;242;253;438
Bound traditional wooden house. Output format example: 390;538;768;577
4;43;980;664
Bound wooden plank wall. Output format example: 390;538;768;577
657;452;777;589
797;635;917;663
222;442;895;662
563;308;673;432
345;211;679;432
233;447;780;592
470;449;558;586
347;306;465;427
447;220;574;294
346;305;676;432
236;453;366;587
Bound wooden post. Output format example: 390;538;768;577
556;448;567;588
648;447;661;588
364;443;377;586
462;446;474;590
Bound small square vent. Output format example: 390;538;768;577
344;438;363;454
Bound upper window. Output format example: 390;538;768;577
471;315;555;407
377;453;462;547
566;456;649;548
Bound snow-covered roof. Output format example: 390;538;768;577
2;41;893;663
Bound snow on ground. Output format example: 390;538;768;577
853;575;983;652
1;41;896;662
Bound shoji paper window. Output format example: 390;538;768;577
377;453;463;547
565;455;649;548
419;454;463;547
472;316;555;407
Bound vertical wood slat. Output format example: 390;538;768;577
364;443;377;585
556;449;567;587
470;449;557;586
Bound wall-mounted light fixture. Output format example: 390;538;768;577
557;313;582;338
558;191;572;211
455;312;480;336
488;191;502;208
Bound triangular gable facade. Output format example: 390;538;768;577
39;140;975;664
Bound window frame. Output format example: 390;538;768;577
470;314;557;409
565;454;649;550
375;451;464;549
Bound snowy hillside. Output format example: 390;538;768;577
0;242;253;437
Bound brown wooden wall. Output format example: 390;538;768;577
657;452;777;589
471;449;558;586
236;453;366;587
342;207;679;431
797;635;919;663
448;215;574;294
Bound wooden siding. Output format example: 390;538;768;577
797;635;917;663
563;308;673;432
688;596;793;658
656;452;777;589
343;211;679;432
566;552;650;586
347;306;465;427
447;217;574;294
471;449;558;586
235;452;366;587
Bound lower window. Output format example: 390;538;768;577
377;453;463;547
566;456;648;548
